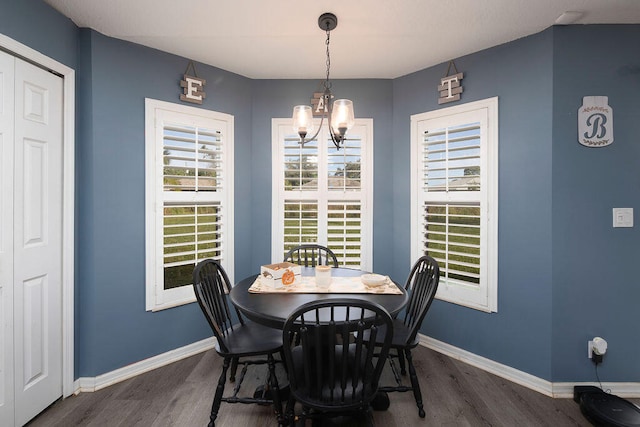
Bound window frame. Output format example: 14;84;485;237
410;97;498;312
271;118;373;270
145;98;234;311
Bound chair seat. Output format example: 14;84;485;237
363;319;418;349
215;321;283;357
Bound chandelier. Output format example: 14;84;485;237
292;13;355;150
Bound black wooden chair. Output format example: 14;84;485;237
284;244;339;267
366;255;440;418
193;259;285;427
282;298;393;426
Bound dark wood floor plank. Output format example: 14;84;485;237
87;400;141;427
421;349;498;425
144;379;210;425
27;344;631;427
449;357;540;425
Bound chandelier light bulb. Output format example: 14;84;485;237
292;105;314;138
331;99;355;136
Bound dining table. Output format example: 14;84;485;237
229;266;409;330
229;266;407;412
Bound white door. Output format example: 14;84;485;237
0;47;17;427
0;50;63;427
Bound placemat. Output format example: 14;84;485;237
248;275;403;295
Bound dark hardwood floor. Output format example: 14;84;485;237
27;345;609;426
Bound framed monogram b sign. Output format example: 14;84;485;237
578;96;613;147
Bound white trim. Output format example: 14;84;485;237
75;338;215;393
419;334;552;396
271;118;373;270
419;334;640;398
69;332;640;399
411;97;498;313
0;33;76;399
359;119;374;270
145;99;234;311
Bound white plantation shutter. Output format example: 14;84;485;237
163;125;223;192
328;200;362;267
421;120;482;289
422;202;481;285
273;119;372;270
163;203;223;289
161;121;226;291
328;138;362;191
422;123;481;192
411;98;498;312
283;200;319;256
284;135;318;190
146;99;234;311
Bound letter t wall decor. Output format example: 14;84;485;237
438;60;464;104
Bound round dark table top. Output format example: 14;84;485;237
230;267;409;329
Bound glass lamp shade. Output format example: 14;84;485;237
292;105;314;137
330;99;355;136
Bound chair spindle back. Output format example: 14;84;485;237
284;244;339;268
401;255;440;344
283;299;393;412
193;259;242;354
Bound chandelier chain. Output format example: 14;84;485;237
292;13;352;150
324;26;332;91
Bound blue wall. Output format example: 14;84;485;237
0;0;77;69
3;1;639;384
393;30;555;379
551;25;640;381
74;29;255;376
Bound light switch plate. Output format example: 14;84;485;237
613;208;633;228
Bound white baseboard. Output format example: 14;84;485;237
72;334;640;399
418;334;640;398
74;337;215;393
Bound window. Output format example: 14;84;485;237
411;98;498;312
145;99;234;311
272;119;373;270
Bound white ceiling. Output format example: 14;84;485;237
44;0;640;79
